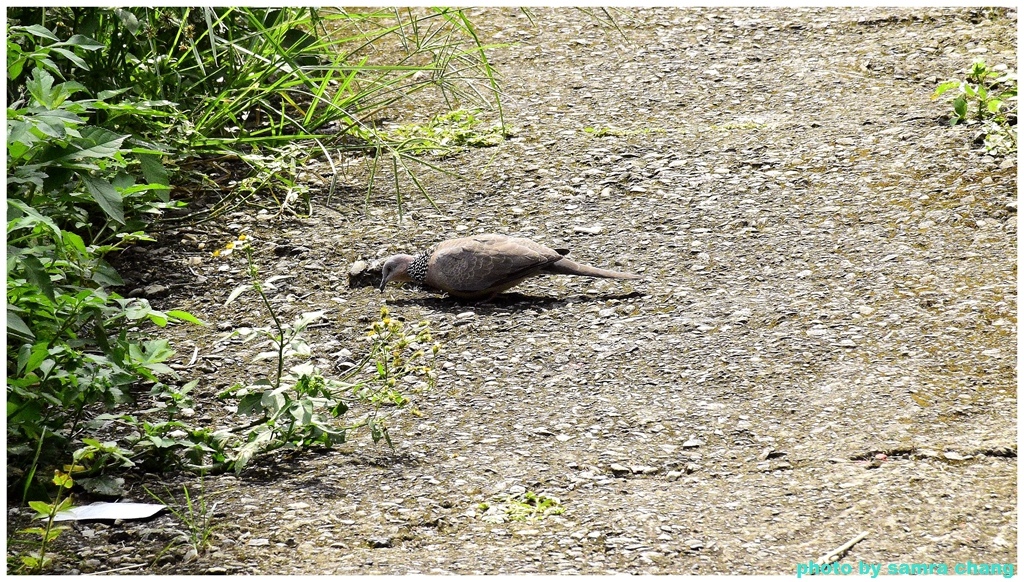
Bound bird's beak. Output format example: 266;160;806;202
378;279;387;292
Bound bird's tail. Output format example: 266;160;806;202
546;258;641;280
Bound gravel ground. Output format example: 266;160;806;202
13;7;1016;575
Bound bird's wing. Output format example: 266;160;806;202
429;235;563;294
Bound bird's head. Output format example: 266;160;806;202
379;254;415;292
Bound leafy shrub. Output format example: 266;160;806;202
6;24;198;491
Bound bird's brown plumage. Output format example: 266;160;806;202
379;234;640;299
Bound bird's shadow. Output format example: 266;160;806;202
385;289;644;313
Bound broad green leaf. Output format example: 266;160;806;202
7;310;35;341
25;69;57;108
77;475;125;496
97;88;133;101
237;393;265;416
139;154;170;188
932;81;960;99
17;342;51;375
28;500;53;517
48;47;90;71
91;260;124;286
82;175;126;224
64;126;127;161
952;96;968;123
262;389;287;413
113;9;142;34
166;310;205;325
7;199;62;241
60;34;106;51
331;400;349;417
19;254;55;303
17;24;61;42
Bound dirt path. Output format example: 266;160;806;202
36;8;1016;575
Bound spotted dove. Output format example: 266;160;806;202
379;234;640;299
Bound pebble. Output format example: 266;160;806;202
368;536;394;548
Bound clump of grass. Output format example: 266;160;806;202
479;490;565;523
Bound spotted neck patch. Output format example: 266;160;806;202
407;253;429;282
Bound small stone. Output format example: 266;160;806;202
682;438;704;448
368;536;393;548
573;225;604;235
631;465;658;475
248;538;270;546
685;538;704;550
287;502;310;510
144;284;170;297
609;463;630;474
348;260;368;276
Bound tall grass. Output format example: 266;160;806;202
5;7;498;517
9;7;505;217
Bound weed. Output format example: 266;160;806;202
10;469;75;574
584;126;667;137
201;239;440;473
384;109;511;158
479;490;565;523
933;59;1017;154
143;480;217;564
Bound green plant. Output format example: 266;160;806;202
384;108;509;157
7;23;200;493
583;125;666;138
143;479;217;564
8;8;507;215
479;490;566;523
192;242;441;474
11;469;75;574
933;59;1017;153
